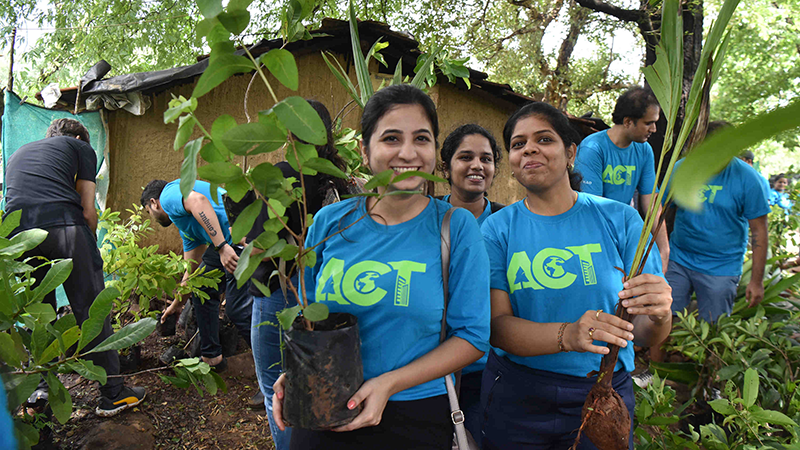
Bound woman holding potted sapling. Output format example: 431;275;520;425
272;84;491;449
479;102;673;449
437;123;504;445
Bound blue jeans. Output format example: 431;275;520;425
191;245;253;358
666;261;740;323
252;276;297;450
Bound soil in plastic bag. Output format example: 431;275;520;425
283;312;363;430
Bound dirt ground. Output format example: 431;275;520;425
35;329;275;450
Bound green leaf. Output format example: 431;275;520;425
321;51;363;109
743;367;759;407
78;287;120;352
193;53;254;98
250;162;285;197
225;176;251;202
46;371;72;424
217;9;250;35
750;409;798;427
650;361;700;385
392;58;403;85
251;279;271;297
671;101;800;211
87;318;156;354
273;96;327;146
68;359;107;385
30;259;73;304
24;303;56;323
277;304;302;330
197;0;223;19
231;200;262;244
348;1;373;105
0;210;21;238
0;332;23;368
198;162;243;183
211;114;237;152
4;374;40;412
708;398;735;415
392;170;447;184
209;370;227;393
303;158;347;179
302;302;328;322
260;49;299;91
180;138;204;199
232;242;260;288
285;142;318;173
164;96;198;124
0;229;48;256
363;169;394;190
39;325;79;365
174;115;197;151
410;46;440;89
220;122;287;156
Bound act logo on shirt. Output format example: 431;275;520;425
506;244;602;293
697;185;723;204
602;165;636;186
316;258;426;307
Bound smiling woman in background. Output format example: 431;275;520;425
437;123;504;445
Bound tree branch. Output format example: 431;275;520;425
574;0;645;23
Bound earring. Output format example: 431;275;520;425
511;171;516;177
568;162;574;171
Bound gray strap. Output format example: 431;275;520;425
439;208;472;449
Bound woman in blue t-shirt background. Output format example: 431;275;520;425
437;123;503;445
769;173;792;211
479;102;673;449
271;84;491;450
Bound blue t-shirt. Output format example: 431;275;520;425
575;130;657;204
481;193;662;378
769;189;792;211
441;194;493;226
160;179;232;252
0;381;15;450
668;158;770;277
442;194;500;374
304;197;491;401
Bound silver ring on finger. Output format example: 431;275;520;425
595;309;602;320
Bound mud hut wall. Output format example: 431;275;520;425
432;82;526;206
106;51;364;254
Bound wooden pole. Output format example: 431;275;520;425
7;27;16;93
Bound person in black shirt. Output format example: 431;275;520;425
4;119;145;417
229;100;356;450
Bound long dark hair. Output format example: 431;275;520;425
305;99;349;196
439;124;501;185
503;102;582;191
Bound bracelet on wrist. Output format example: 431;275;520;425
214;241;227;252
557;322;570;352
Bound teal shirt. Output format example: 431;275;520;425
304;197;491;401
575;130;657;204
667;158;770;277
481;194;662;377
160;179;232;252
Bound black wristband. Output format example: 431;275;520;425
214;241;228;252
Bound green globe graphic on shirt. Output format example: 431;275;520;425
543;256;567;278
354;271;382;294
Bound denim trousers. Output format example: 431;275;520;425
190;246;253;358
666;260;740;322
251;275;297;450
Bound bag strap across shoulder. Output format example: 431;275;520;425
439;207;455;343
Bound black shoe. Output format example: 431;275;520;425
248;391;265;409
25;388;49;415
209;357;227;373
96;386;146;417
